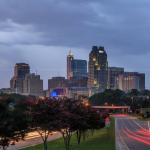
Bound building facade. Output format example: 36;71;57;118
116;72;145;92
48;77;68;97
48;77;68;90
10;63;30;93
108;67;124;89
68;87;89;99
23;73;43;96
71;59;87;79
67;50;74;80
88;46;108;93
67;51;88;88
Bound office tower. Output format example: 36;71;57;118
70;59;88;87
67;50;74;80
10;63;30;93
88;46;108;93
66;50;88;87
23;73;43;96
108;67;124;89
14;63;30;79
71;59;87;79
116;72;145;92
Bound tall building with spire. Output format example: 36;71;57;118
66;50;88;88
67;50;74;80
67;50;87;80
88;46;108;93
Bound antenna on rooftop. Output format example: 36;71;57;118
69;49;73;56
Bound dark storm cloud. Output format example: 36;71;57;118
0;0;150;88
0;0;149;54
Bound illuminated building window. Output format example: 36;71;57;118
93;58;96;61
94;80;97;85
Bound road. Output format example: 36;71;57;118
115;115;150;150
7;131;61;150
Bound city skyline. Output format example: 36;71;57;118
0;1;150;150
0;47;146;90
1;0;150;89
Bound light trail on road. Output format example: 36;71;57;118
115;116;150;150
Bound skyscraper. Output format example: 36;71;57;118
88;46;108;93
14;63;30;79
10;63;30;93
67;51;88;87
71;59;87;79
70;59;88;87
67;50;74;80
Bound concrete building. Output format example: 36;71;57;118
88;46;108;93
14;63;30;79
48;77;68;90
116;72;145;92
48;77;68;97
10;63;30;94
68;87;89;99
23;73;43;96
108;67;124;89
68;77;88;88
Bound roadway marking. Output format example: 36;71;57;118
133;120;146;130
115;118;130;150
118;131;130;150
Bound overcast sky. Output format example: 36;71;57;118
0;0;150;89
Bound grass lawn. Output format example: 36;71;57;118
22;119;115;150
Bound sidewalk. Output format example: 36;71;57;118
8;132;62;150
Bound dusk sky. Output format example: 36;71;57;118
0;0;150;89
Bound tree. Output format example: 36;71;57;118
89;89;126;106
69;100;89;145
58;98;105;149
29;98;60;150
0;97;28;150
58;98;77;150
128;89;140;97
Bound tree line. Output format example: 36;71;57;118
90;89;150;113
0;94;105;150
